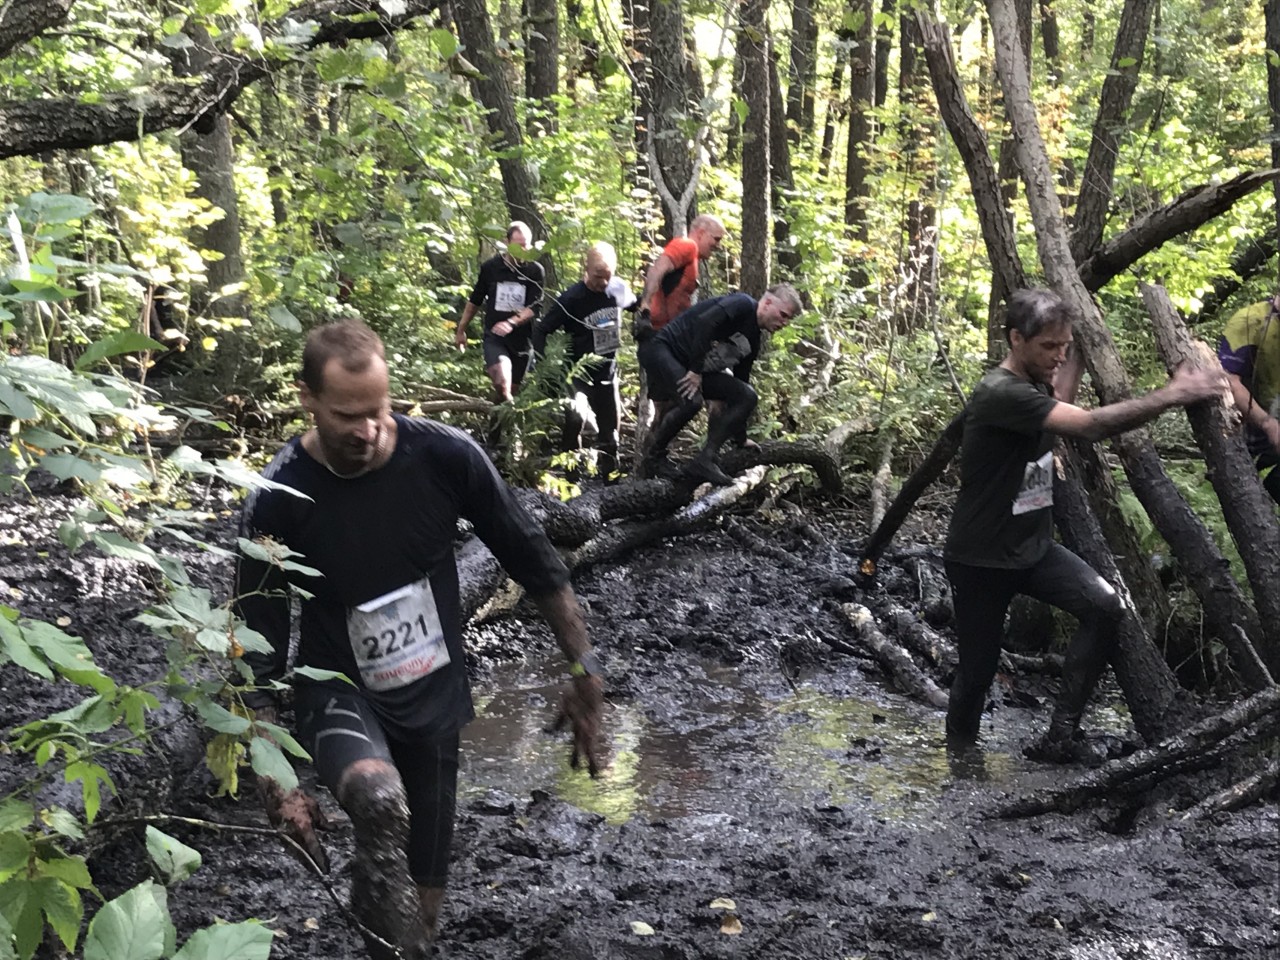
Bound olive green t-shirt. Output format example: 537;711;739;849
945;367;1059;568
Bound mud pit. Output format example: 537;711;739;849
2;489;1278;959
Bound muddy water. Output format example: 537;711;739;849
464;656;1026;827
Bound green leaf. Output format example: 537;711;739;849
172;921;273;960
0;910;16;960
7;279;80;303
83;881;172;960
38;454;106;485
74;332;167;372
0;835;30;885
266;304;301;332
291;666;355;685
40;808;84;841
430;27;458;58
249;737;297;791
0;380;37;420
14;426;73;451
145;828;202;885
63;762;115;823
193;698;251;735
255;721;310;760
1116;55;1137;68
34;854;93;891
0;877;43;960
92;532;163;570
35;877;81;953
0;619;54;681
22;193;95;226
0;803;33;835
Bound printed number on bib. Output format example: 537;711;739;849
346;577;449;692
492;281;526;314
1012;450;1054;516
590;307;621;355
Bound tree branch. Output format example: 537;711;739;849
0;0;73;59
0;0;439;159
1078;170;1280;291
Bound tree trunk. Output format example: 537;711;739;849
1142;284;1280;681
174;22;246;320
523;0;559;134
1068;0;1157;262
641;0;701;236
872;0;892;110
785;0;816;144
844;0;875;281
767;31;800;272
0;0;73;57
818;46;848;180
740;0;772;297
454;0;554;286
1266;0;1280;232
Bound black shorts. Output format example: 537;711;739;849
637;339;688;403
296;686;459;886
482;331;532;384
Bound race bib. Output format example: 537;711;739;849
346;577;450;692
492;281;526;314
1012;450;1054;515
589;307;621;355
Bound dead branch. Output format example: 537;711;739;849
839;603;950;709
1180;757;1280;820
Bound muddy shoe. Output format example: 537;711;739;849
639;453;679;480
683;456;734;487
1023;730;1101;766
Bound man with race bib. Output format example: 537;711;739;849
533;241;635;481
235;319;603;957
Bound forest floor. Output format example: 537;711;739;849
1;481;1277;960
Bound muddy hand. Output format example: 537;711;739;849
260;777;330;874
549;675;605;777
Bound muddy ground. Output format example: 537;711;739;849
1;482;1277;960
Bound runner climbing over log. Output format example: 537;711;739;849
637;285;802;486
234;319;604;957
944;288;1225;762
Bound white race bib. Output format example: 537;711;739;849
1012;450;1054;515
346;577;450;692
492;281;526;314
589;306;621;355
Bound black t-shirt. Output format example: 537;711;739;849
468;254;545;337
944;368;1059;569
532;281;625;387
654;291;762;382
235;415;569;738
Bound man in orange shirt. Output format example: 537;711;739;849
637;214;726;333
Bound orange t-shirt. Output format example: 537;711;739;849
649;237;700;330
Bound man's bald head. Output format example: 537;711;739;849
689;215;726;259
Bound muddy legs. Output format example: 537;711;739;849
337;760;431;960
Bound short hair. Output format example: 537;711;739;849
584;241;617;273
1004;288;1073;343
689;214;725;237
506;221;533;243
300;319;386;393
766;283;803;317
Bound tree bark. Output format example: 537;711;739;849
641;0;701;237
1142;284;1280;681
1267;0;1280;232
523;0;559;134
767;31;800;272
0;0;73;58
0;0;440;160
454;0;550;266
840;604;951;708
844;0;875;273
1068;0;1158;262
872;0;892;110
1077;171;1280;293
818;44;848;180
740;0;772;298
784;0;816;144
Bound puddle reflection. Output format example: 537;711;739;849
462;657;1025;826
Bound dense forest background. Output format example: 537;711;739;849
1;0;1278;953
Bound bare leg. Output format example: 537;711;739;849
486;356;514;403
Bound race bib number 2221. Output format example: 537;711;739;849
346;578;450;692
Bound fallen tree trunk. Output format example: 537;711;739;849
1142;284;1280;682
993;685;1280;819
1180;757;1280;820
876;601;959;673
839;603;951;709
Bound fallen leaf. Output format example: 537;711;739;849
709;898;737;911
56;616;71;627
922;911;937;923
720;915;743;936
304;918;320;931
630;921;655;936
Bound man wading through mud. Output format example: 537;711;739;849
234;320;604;957
945;288;1224;761
637;285;802;485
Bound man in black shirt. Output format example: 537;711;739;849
454;221;545;402
235;320;603;955
637;285;801;485
533;241;634;480
944;288;1223;760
